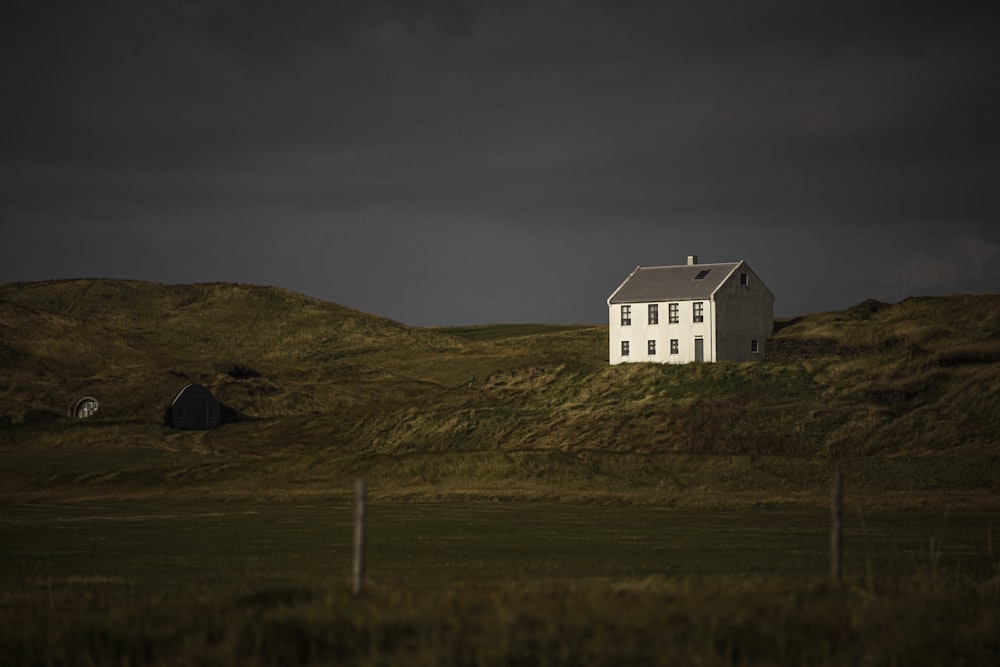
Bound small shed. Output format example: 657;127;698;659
170;383;221;430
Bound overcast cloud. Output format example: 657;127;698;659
2;1;998;325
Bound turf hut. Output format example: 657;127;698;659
170;383;221;430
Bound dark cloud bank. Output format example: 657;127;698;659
3;1;999;325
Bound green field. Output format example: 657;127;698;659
2;499;998;665
3;500;996;589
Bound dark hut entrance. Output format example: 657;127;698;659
170;383;221;430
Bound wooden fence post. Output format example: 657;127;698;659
352;478;367;597
831;468;842;582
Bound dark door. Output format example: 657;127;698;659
694;337;704;362
191;398;207;429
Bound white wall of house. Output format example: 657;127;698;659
608;298;716;365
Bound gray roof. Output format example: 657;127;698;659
608;262;742;304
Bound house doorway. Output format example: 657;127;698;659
694;337;704;362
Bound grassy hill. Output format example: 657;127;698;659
1;279;998;506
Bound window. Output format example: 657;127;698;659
693;301;704;323
648;304;658;325
648;340;656;355
668;303;679;324
621;341;630;356
621;305;631;326
670;339;679;354
751;339;759;353
740;272;749;286
694;269;711;280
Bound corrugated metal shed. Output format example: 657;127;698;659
69;396;99;419
608;262;741;304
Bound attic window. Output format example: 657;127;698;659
694;269;711;280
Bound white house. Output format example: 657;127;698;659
607;256;774;365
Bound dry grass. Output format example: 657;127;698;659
1;280;999;506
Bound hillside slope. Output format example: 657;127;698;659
0;279;471;425
1;280;998;504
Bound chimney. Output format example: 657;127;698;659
687;255;698;265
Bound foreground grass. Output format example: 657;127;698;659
2;501;998;665
5;575;999;666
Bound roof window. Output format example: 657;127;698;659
694;269;711;280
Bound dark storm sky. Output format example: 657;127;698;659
3;1;999;326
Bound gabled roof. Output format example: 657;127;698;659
171;383;215;405
607;262;742;304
